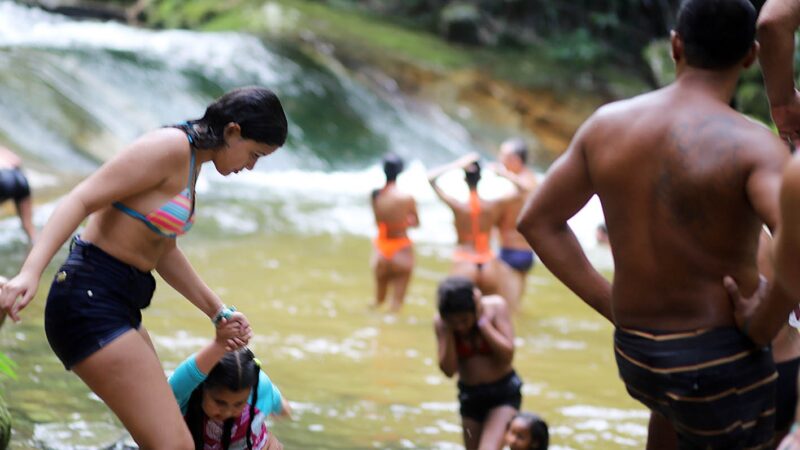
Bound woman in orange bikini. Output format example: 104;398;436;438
428;154;503;295
371;153;419;312
0;87;287;448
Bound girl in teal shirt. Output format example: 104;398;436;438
169;320;291;449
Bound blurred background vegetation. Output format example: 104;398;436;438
19;0;784;126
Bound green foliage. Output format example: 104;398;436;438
440;2;480;22
737;65;770;123
546;29;608;68
642;39;674;87
589;11;620;30
150;0;239;29
85;0;137;4
142;0;646;99
0;353;16;382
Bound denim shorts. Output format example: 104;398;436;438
0;168;30;203
44;237;156;369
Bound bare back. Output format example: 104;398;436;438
450;193;502;248
585;85;787;329
371;184;417;238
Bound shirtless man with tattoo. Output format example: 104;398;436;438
517;0;790;447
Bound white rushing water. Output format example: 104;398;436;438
0;0;610;268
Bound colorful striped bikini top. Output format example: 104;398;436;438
113;131;197;238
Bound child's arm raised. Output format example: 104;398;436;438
195;319;241;374
168;319;241;411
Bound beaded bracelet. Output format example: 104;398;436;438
212;305;237;326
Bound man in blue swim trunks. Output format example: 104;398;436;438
491;138;538;311
518;0;791;448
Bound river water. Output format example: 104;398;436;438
0;2;644;449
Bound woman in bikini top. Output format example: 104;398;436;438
0;87;288;448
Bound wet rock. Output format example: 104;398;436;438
332;48;593;161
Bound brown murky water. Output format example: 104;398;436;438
2;231;646;449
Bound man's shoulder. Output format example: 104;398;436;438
596;90;660;115
583;93;661;134
736;115;782;141
733;116;788;159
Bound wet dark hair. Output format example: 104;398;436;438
504;138;528;164
383;153;404;182
177;86;288;150
464;161;481;188
185;348;261;450
437;276;476;317
510;412;549;450
675;0;756;70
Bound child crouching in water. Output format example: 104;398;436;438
434;275;521;449
505;412;549;450
169;319;291;450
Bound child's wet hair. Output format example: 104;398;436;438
511;411;549;450
437;276;476;317
185;348;262;450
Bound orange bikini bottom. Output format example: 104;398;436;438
374;236;412;259
452;248;494;265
